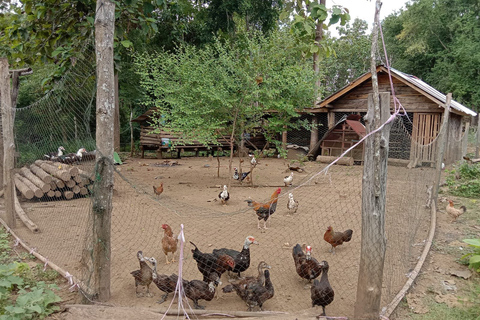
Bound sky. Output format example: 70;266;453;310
328;0;410;36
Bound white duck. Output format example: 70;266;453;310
283;172;294;186
287;193;299;214
218;185;230;205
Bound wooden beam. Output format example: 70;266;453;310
476;115;480;158
1;58;15;228
433;93;451;201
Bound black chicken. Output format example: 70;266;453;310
311;260;334;317
191;241;235;283
212;236;259;278
185;272;219;309
244;269;274;311
222;261;271;301
292;244;323;285
130;251;153;297
147;257;187;304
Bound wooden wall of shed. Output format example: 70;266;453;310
444;113;465;164
327;73;444;114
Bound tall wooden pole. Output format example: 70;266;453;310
93;0;115;302
432;93;451;201
355;1;391;318
476;114;479;158
0;58;16;228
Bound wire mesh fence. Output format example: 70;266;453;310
0;45;468;318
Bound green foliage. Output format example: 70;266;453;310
382;0;480;113
445;162;480;198
462;239;480;272
0;232;10;265
135;27;316;150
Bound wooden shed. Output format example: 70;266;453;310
303;65;477;166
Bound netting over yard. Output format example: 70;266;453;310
1;45;467;318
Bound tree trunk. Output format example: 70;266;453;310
313;0;325;101
476;114;480;158
130;109;134;157
114;72;120;152
91;0;116;302
433;93;451;201
355;3;390;319
0;58;15;228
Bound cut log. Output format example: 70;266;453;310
72;185;81;194
14;175;34;199
51;161;79;176
316;155;354;166
46;190;55;197
14;193;39;233
77;168;94;181
73;175;83;183
34;160;70;181
15;174;43;198
63;190;74;200
29;164;52;184
55;190;62;198
79;187;89;196
20;167;51;192
65;179;76;188
51;177;65;189
49;181;58;190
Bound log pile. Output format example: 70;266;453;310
14;160;93;201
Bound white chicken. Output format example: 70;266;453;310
283;172;294;186
249;154;257;167
287;193;299;214
218;185;230;205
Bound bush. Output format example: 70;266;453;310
446;162;480;198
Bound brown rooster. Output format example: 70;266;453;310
446;200;466;222
323;226;353;254
245;188;281;229
130;251;153;297
153;182;163;198
161;224;177;264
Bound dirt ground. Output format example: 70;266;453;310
4;154;472;319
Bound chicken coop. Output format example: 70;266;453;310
291;65;477;166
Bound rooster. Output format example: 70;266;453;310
283;172;293;186
286;193;299;214
323;226;353;254
446;200;466;222
190;241;235;283
234;167;250;182
245;188;281;229
161;224;177;264
218;185;230;205
153;182;163;198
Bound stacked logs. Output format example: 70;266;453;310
14;160;93;200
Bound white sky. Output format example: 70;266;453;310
328;0;410;36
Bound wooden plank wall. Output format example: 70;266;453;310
444;114;465;164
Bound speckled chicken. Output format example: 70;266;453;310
130;251;153;297
287;193;299;214
218;185;230;205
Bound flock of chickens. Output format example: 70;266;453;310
131;222;353;315
43;146;95;164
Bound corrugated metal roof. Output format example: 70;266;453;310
314;65;477;117
346;120;366;137
389;67;477;117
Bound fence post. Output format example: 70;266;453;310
476;114;479;158
432;93;451;201
92;0;115;302
0;58;16;228
354;92;391;319
310;116;318;152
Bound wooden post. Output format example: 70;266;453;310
130;109;134;157
114;72;120;152
92;0;115;302
476;114;479;158
1;58;15;228
282;126;287;153
432;93;451;201
462;122;470;161
309;116;318;152
355;2;391;318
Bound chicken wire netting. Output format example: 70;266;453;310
0;45;454;318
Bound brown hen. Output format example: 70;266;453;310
153;183;163;198
161;224;177;264
323;226;353;254
446;200;466;222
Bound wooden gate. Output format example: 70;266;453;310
408;113;441;167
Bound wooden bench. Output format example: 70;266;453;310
139;127;233;159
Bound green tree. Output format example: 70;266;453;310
134;27;317;154
382;0;480;111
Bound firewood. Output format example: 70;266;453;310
15;174;43;198
51;161;79;177
14;175;34;199
34;160;70;181
20;167;51;192
29;164;52;184
63;190;74;200
51;177;65;189
14;193;39;233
